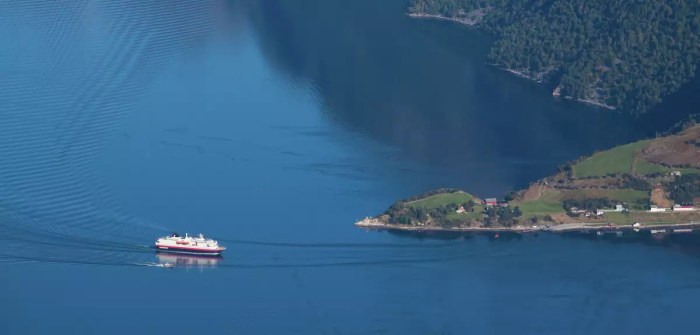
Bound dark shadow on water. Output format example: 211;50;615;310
235;0;700;195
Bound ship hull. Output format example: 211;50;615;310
155;245;224;256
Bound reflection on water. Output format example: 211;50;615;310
386;228;700;259
562;230;700;255
156;252;220;269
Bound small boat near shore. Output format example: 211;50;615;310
155;233;226;256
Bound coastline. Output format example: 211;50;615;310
354;125;700;236
499;67;616;109
355;217;700;235
407;13;478;26
410;12;618;111
498;67;543;84
574;97;616;110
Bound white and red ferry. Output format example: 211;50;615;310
155;233;226;256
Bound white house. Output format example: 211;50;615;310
648;205;668;212
673;204;697;212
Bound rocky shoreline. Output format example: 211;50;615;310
498;67;544;84
407;7;489;26
407;13;479;26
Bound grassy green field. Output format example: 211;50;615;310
407;192;473;209
635;159;700;175
573;140;650;178
519;189;564;216
561;188;649;203
604;212;635;224
518;187;649;218
519;199;564;216
634;159;671;175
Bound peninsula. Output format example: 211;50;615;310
407;0;700;115
356;124;700;234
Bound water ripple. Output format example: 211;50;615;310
0;1;218;261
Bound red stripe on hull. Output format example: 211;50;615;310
156;249;222;256
155;245;224;254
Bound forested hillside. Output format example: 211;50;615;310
408;0;700;114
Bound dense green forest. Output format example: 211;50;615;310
408;0;700;114
668;174;700;204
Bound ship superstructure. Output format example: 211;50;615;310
155;233;225;256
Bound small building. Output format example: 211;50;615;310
673;204;697;211
485;198;498;206
649;205;668;212
569;207;586;214
585;211;603;217
456;206;466;214
601;204;626;213
671;171;682;177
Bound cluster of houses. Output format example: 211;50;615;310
649;204;698;212
569;204;626;218
569;208;604;217
456;197;697;216
566;203;698;216
484;198;508;207
455;198;509;214
566;202;698;216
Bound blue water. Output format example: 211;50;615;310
2;1;700;334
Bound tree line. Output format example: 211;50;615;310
667;174;700;204
384;199;477;226
483;206;522;227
